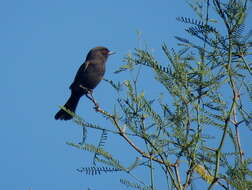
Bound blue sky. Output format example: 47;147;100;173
1;0;252;190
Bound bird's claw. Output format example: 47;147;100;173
94;104;100;111
92;99;100;111
85;92;100;111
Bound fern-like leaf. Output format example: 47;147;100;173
77;166;121;175
176;17;204;27
93;130;108;165
120;179;151;190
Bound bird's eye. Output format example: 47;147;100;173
101;49;109;55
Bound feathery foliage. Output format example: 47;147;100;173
64;0;252;189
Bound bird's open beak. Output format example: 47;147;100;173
108;51;116;55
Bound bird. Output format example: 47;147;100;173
55;46;115;120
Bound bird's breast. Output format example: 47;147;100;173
81;62;106;89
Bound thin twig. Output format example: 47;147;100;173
174;160;183;190
208;29;238;189
87;94;175;166
241;55;252;75
85;93;184;189
232;103;244;163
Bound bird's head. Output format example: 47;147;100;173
86;46;115;62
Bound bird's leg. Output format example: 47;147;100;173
86;91;100;110
80;85;100;110
89;92;99;108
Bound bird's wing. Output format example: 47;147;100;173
69;60;90;89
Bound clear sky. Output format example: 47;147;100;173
1;0;251;190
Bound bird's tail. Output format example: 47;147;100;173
54;94;81;120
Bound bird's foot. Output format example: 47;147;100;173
85;92;100;111
94;103;100;112
80;85;100;111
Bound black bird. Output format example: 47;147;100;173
55;46;114;120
